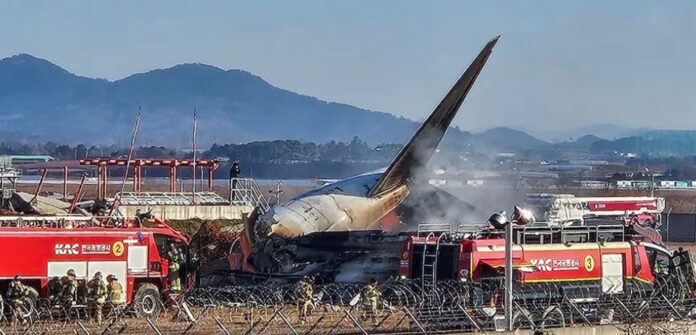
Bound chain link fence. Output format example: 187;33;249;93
1;277;695;334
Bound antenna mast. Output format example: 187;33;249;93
192;107;197;205
108;106;141;220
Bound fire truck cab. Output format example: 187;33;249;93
0;215;193;317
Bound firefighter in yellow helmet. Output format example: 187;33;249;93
167;242;184;292
87;272;107;324
106;274;123;307
61;269;78;310
360;278;381;326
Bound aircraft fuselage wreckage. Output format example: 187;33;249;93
230;36;500;282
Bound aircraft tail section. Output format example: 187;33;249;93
368;35;500;197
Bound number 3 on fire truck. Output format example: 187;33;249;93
584;255;595;272
112;241;125;257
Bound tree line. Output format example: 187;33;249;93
0;137;402;164
208;137;401;163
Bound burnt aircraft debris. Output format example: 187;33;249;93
235;36;501;280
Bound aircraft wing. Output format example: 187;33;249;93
368;35;500;197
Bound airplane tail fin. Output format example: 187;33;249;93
368;35;500;197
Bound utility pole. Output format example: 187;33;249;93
651;171;655;197
644;167;654;197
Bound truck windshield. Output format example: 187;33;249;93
645;246;671;277
154;234;187;259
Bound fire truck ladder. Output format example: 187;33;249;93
421;232;446;293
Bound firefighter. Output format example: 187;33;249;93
297;276;315;323
106;275;123;307
87;272;107;324
360;278;380;326
7;275;29;324
48;276;62;304
168;243;184;293
655;258;669;276
61;269;78;309
230;160;241;202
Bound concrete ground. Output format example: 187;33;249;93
481;322;696;335
499;326;621;335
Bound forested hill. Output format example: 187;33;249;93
590;130;696;157
0;54;473;146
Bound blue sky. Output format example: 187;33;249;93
0;1;694;140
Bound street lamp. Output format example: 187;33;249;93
488;206;534;331
505;217;514;331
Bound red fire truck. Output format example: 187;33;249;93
398;220;695;321
0;215;193;317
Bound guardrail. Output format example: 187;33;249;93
230;178;270;212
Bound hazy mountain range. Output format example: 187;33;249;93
0;53;686;156
529;125;654;143
0;54;426;147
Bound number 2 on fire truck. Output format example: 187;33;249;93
112;241;124;257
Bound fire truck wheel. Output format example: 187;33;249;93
133;283;162;317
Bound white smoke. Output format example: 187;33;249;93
404;131;528;229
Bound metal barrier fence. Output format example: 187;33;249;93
230;178;270;212
1;278;695;334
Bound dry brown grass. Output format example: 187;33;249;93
665;242;696;254
5;305;407;335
